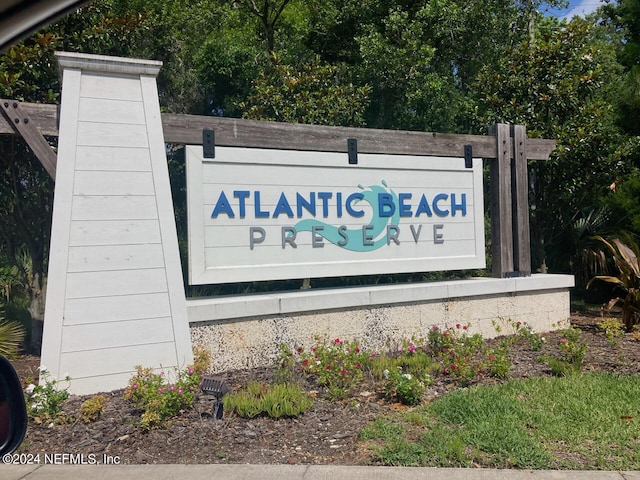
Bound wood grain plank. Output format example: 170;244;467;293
75;145;152;172
71;195;158;221
59;342;179;379
67;244;165;272
73;171;155;196
65;268;168;299
0;102;557;160
69;219;161;246
78;97;146;124
63;292;172;325
489;124;514;278
61;317;176;353
512;125;531;274
80;73;143;102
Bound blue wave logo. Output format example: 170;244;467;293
293;181;399;252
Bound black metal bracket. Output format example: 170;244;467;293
348;138;358;165
503;270;531;278
203;129;215;158
464;144;473;168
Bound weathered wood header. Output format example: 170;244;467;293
0;101;556;161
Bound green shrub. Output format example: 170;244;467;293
0;303;25;359
296;336;370;400
588;235;640;331
123;346;211;430
79;394;107;423
25;368;71;423
383;367;430;405
540;326;587;376
597;317;625;347
483;345;512;378
223;381;313;418
428;324;485;385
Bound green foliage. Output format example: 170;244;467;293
25;368;71;423
363;373;640;469
473;17;626;273
223;381;313;418
606;170;640;236
603;0;640;134
296;337;370;400
0;303;25;358
79;394;107;423
359;417;405;441
597;317;626;347
541;326;587;376
383;367;430;406
123;346;211;429
239;57;371;126
483;345;512;379
588;235;640;331
427;324;485;384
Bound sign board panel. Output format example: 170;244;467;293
186;146;485;284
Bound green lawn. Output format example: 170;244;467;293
360;373;640;469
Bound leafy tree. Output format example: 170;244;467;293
474;17;625;275
603;0;640;134
0;3;148;348
239;56;371;126
356;6;461;131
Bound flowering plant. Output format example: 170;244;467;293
428;324;484;384
383;367;430;405
558;326;586;367
296;336;370;400
25;367;71;423
482;346;512;378
124;346;211;429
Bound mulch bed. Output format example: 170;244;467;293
12;312;640;466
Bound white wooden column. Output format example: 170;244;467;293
41;52;193;394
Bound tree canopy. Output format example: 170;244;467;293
1;0;639;323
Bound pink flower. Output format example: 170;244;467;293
334;338;342;344
170;385;175;391
178;389;183;395
132;384;138;390
489;354;495;361
560;338;568;343
188;368;194;375
456;323;461;329
340;369;347;375
296;347;304;354
408;345;416;353
326;365;332;371
158;388;163;394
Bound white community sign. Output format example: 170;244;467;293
38;52;573;395
186;146;485;284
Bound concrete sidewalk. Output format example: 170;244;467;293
3;464;640;480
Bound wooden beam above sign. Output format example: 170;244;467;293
0;101;557;161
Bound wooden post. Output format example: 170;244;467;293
489;124;514;278
0;99;57;178
511;125;531;276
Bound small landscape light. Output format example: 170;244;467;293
200;376;229;420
